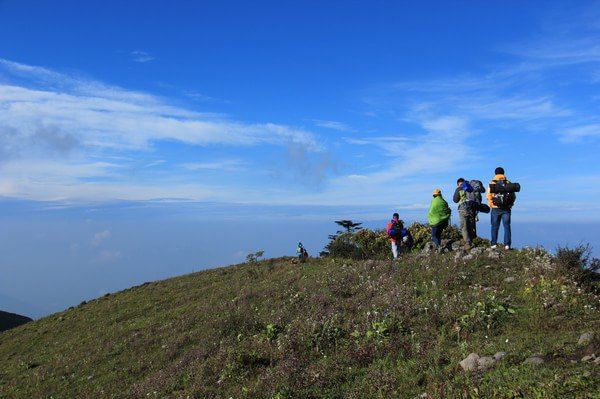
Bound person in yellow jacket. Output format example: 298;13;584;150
486;167;516;249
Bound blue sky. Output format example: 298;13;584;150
1;1;600;317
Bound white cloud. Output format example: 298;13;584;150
313;120;354;132
0;59;319;151
183;90;221;103
458;96;571;120
130;50;155;63
180;159;245;172
0;84;319;152
277;115;474;206
561;124;600;141
0;59;322;202
361;116;471;182
508;37;600;66
91;230;111;246
144;159;166;168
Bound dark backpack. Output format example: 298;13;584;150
463;180;485;213
388;221;404;238
491;180;516;208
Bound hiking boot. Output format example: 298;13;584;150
490;245;497;249
504;245;510;250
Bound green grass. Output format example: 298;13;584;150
0;248;598;398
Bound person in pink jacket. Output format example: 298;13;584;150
386;213;403;258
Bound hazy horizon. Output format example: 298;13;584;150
1;200;599;319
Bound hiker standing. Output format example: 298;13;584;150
428;188;451;248
386;213;404;259
452;177;484;249
486;167;517;250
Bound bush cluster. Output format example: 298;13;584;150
321;221;487;259
555;244;600;292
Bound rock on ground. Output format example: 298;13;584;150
578;332;595;346
470;247;485;256
459;353;480;371
477;356;495;370
523;356;545;365
459;352;500;372
454;250;468;262
581;354;596;363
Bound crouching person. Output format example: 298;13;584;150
428;188;451;248
296;242;308;262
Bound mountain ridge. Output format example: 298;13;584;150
0;310;32;333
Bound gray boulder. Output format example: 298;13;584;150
581;354;596;363
459;353;480;371
422;242;437;255
477;356;496;370
459;352;497;372
451;241;462;251
470;247;485;256
578;332;595;346
454;250;468;262
523;356;544;365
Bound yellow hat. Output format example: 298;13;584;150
433;188;441;196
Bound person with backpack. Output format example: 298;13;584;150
297;242;308;261
486;167;517;250
453;178;477;249
428;188;452;248
386;213;404;258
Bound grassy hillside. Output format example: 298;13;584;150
1;248;598;398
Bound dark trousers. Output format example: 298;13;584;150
491;208;511;247
431;219;448;247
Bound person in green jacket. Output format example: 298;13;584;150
428;188;452;248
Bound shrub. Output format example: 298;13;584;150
322;230;390;259
321;221;483;259
407;221;462;250
555;244;599;291
246;250;265;264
